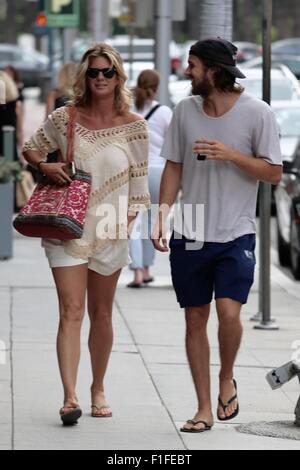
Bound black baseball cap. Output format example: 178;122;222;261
189;37;246;79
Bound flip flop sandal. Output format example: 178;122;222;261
217;378;239;421
143;277;154;284
180;419;212;433
126;282;143;288
91;405;113;418
60;406;82;426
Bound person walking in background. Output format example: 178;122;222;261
45;62;78;118
22;43;150;425
4;65;25;102
127;70;172;288
0;71;24;163
152;38;282;433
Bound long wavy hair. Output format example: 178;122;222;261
72;43;132;114
134;69;160;111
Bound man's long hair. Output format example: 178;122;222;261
202;58;244;94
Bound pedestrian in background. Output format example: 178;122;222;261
4;65;25;102
153;38;282;433
22;43;150;426
0;71;24;163
127;69;172;287
45;62;78;118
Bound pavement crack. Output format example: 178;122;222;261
9;287;15;451
114;299;187;450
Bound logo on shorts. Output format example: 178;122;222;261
244;250;255;260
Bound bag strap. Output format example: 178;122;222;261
65;105;77;163
144;104;161;121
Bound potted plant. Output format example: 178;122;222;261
0;157;22;259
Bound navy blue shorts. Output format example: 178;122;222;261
169;233;256;308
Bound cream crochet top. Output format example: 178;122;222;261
23;106;151;260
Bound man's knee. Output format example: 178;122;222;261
185;305;210;333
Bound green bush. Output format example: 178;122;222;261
0;158;22;184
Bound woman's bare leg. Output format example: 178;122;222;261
52;264;88;410
87;268;121;416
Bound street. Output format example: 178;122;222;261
0;92;299;450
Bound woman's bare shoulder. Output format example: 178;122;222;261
123;112;145;124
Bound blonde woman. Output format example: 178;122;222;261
128;69;172;287
45;62;78;118
0;71;23;162
23;44;150;425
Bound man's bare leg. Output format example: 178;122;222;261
182;304;214;431
216;298;242;419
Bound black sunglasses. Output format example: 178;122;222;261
86;67;117;79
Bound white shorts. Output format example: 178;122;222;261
42;238;130;276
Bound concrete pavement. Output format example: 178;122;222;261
1;94;300;450
1;229;300;450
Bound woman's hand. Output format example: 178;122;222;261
39;162;73;185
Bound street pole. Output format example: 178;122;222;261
155;0;171;106
253;0;278;331
91;0;110;42
62;28;77;63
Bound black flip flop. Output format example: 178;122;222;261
126;282;143;288
180;419;212;433
60;407;82;426
143;277;154;284
217;378;239;421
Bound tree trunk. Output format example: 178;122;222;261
199;0;233;40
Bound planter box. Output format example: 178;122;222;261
0;182;13;260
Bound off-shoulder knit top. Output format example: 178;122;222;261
23;106;151;259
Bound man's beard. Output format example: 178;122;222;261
192;77;214;98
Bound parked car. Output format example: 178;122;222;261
243;54;300;80
272;38;300;56
0;44;50;87
234;41;261;63
237;66;300;101
71;37;182;75
273;101;300;279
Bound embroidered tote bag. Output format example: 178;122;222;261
13;107;92;240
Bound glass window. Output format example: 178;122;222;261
274;108;300;137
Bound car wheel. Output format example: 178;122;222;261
290;218;300;280
277;223;290;267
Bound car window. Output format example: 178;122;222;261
242;77;295;100
0;50;15;62
274;108;300;136
273;44;300;54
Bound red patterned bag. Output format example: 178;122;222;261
13;107;92;240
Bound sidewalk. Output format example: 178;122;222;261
1;230;300;450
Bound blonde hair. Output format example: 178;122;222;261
57;63;78;98
72;43;132;114
0;71;19;103
134;69;160;110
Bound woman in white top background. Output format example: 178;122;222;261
127;69;173;287
23;44;150;425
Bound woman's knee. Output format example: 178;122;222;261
88;306;112;327
59;300;85;324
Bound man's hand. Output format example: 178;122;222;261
193;139;236;162
151;222;169;252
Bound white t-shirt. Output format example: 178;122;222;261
133;100;172;168
161;93;282;242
